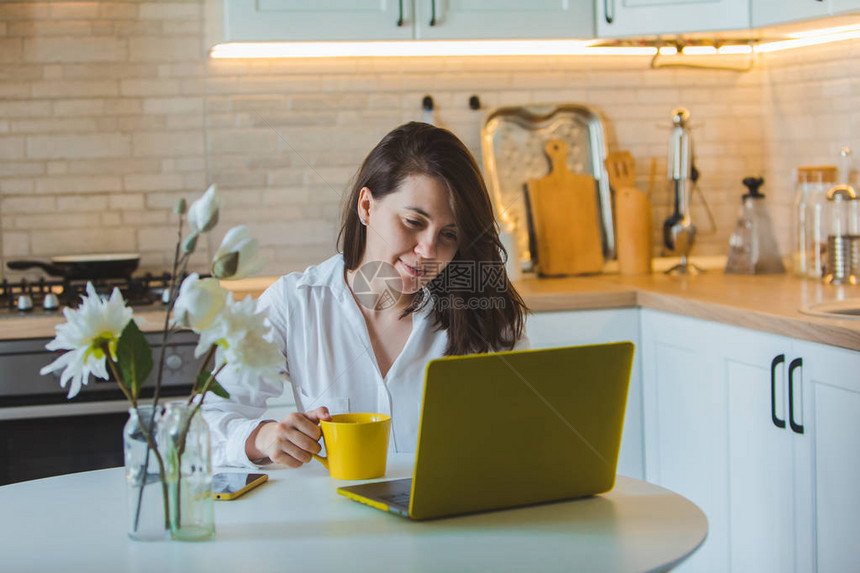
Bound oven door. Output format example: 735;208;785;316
0;331;201;485
0;407;131;485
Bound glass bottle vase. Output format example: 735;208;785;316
123;405;169;541
161;400;215;541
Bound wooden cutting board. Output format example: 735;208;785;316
605;151;653;275
527;139;604;276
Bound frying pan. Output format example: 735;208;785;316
6;253;140;280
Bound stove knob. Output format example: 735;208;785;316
43;293;60;311
165;353;183;371
17;294;33;312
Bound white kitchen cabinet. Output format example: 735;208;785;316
220;0;412;42
721;325;814;573
216;0;593;44
526;308;643;480
831;0;860;14
413;0;593;40
752;0;832;27
640;309;730;573
596;0;751;38
642;308;860;573
794;339;860;573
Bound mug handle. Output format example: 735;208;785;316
312;423;328;468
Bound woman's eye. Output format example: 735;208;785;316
442;232;458;242
405;218;422;227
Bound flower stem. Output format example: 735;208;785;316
102;344;135;407
130;404;170;533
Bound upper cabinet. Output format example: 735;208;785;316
221;0;412;42
752;0;830;27
750;0;860;27
414;0;594;40
831;0;860;14
218;0;594;44
596;0;751;38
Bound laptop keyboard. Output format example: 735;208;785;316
378;492;411;508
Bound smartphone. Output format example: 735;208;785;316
213;472;268;501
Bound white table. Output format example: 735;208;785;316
0;455;706;573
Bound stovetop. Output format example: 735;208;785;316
0;272;174;319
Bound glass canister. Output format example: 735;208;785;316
161;401;215;541
796;166;838;278
124;404;169;541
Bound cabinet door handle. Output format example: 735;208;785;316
788;357;804;434
430;0;437;26
605;0;615;23
397;0;404;26
771;354;786;429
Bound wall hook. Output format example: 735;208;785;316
468;95;481;110
422;95;434;111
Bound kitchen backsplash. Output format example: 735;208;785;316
0;0;857;278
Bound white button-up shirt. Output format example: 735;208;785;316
202;253;527;468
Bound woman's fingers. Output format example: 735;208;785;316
257;409;332;467
305;406;332;423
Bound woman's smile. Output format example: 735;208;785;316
399;259;426;278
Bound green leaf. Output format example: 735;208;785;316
194;372;230;399
116;320;154;399
207;379;230;399
194;372;210;394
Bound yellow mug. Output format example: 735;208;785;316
312;413;391;480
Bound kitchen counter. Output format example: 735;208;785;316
5;270;860;352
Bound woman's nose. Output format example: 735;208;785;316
414;232;437;259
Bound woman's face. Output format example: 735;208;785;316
358;174;459;296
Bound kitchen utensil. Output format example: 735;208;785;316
606;151;652;275
823;183;858;285
526;139;603;276
6;253;140;280
481;104;614;272
663;108;699;275
725;177;785;275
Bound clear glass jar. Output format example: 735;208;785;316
124;405;169;541
797;166;837;279
161;401;215;541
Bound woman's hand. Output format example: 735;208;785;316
245;406;332;468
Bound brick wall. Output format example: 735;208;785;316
0;1;857;279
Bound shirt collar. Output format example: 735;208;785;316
295;253;349;297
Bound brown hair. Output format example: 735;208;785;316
337;122;527;355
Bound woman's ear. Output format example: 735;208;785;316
357;187;373;226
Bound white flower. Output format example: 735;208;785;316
196;293;284;385
187;184;220;234
172;273;228;332
39;284;134;399
211;225;266;280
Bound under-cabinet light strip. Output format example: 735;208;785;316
753;29;860;53
210;28;860;58
210;39;605;58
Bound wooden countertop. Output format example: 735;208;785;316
6;271;860;352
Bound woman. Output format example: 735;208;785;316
202;122;529;469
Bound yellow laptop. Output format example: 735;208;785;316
337;342;634;520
